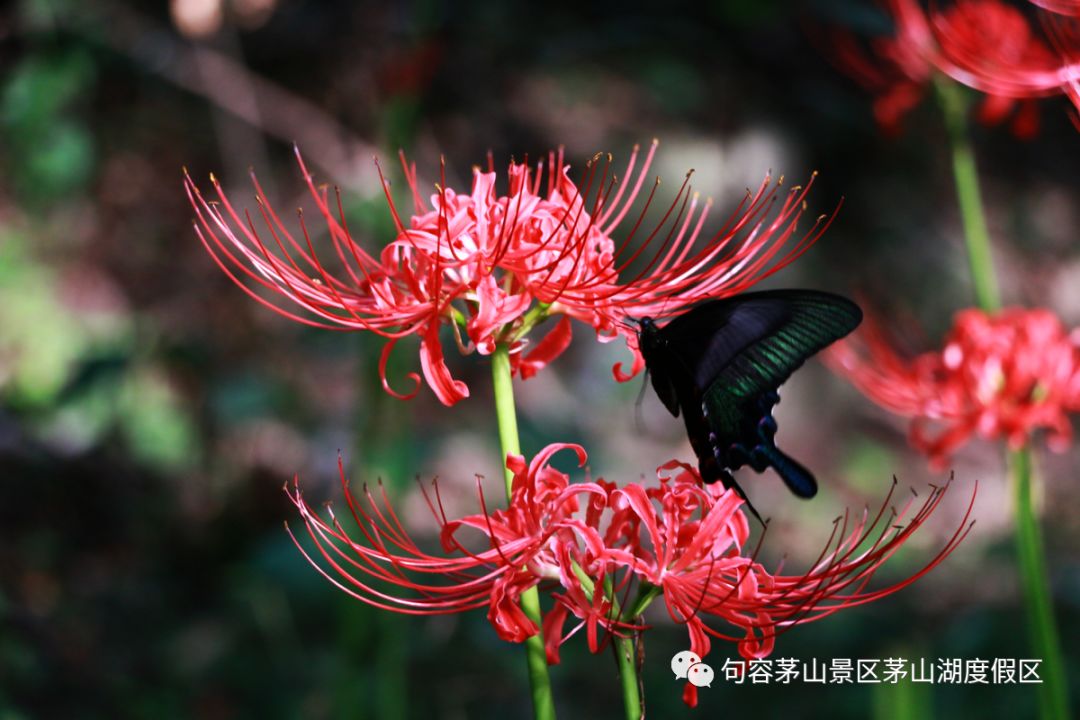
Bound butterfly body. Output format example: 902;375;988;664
638;290;862;514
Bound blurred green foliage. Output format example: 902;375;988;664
2;49;96;202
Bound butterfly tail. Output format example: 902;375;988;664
758;444;818;498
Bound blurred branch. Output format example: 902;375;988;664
61;2;382;195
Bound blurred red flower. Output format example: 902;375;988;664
186;144;834;405
830;0;1071;137
929;1;1079;128
288;444;973;694
1029;0;1080;14
828;307;1080;467
829;0;940;134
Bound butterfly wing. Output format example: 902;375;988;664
655;290;861;389
691;291;862;497
641;290;861;501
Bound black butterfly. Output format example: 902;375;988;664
637;290;862;520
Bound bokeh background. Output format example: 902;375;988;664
2;0;1079;718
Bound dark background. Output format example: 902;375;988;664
2;1;1078;718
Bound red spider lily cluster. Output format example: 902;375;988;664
828;307;1080;467
288;443;973;703
185;144;834;405
831;0;1080;136
931;1;1080;125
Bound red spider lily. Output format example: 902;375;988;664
829;0;1066;137
829;0;939;133
928;1;1080;127
563;459;974;679
287;443;974;697
186;143;835;405
1029;0;1080;14
1036;4;1080;127
828;307;1080;467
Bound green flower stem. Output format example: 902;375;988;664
1010;448;1070;720
935;77;1002;313
625;582;662;619
603;576;643;720
612;584;662;720
568;562;653;720
936;78;1069;719
615;634;643;720
491;344;557;720
509;303;552;344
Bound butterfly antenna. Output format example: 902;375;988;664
744;497;765;527
634;370;650;432
720;467;765;526
733;480;765;526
